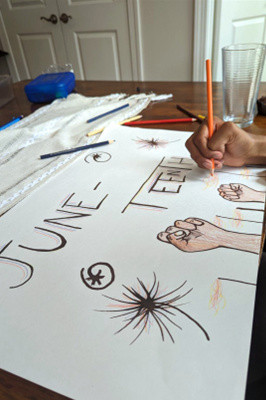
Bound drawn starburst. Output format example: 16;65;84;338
98;273;210;344
133;137;179;150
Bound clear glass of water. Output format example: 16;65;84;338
222;43;266;128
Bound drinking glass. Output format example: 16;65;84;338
222;43;266;128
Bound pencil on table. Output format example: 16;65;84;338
124;118;196;126
40;140;115;159
176;105;205;122
86;115;142;137
206;59;215;176
87;103;129;123
0;115;24;131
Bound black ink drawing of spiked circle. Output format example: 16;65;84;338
84;152;111;163
133;137;180;150
98;273;210;344
81;262;115;290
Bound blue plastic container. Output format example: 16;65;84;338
24;72;75;103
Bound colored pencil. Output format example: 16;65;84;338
176;105;205;123
87;103;129;123
206;59;215;176
40;140;115;159
86;115;142;137
0;115;23;131
124;118;196;126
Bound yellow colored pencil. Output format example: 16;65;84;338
86;115;143;137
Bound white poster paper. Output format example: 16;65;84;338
0;125;265;400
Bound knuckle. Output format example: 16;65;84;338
185;139;190;149
223;121;235;131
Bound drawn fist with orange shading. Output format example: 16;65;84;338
157;217;260;254
218;183;265;203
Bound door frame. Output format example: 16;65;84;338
0;11;20;81
0;1;141;82
193;0;215;82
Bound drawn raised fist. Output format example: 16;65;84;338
218;183;265;203
158;217;260;254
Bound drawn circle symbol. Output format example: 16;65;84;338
80;262;115;290
84;152;111;163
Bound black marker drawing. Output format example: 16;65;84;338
236;207;264;212
98;273;210;344
218;277;256;286
93;182;101;191
44;210;91;230
209;277;256;314
218;183;265;203
216;215;263;224
61;192;108;210
133;137;180;150
158;217;260;254
122;157;165;213
122;157;193;213
81;262;115;290
19;227;67;252
0;241;33;289
149;171;183;194
84;152;111;163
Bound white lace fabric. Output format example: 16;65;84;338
0;92;172;215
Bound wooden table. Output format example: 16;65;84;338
1;80;266;135
0;80;265;400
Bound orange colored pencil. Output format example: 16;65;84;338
206;59;215;176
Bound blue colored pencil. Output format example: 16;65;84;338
40;139;115;159
0;115;23;131
87;103;129;123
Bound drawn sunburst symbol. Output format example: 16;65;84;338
133;137;179;150
98;273;210;344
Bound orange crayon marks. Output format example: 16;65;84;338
231;209;243;228
240;168;250;179
209;279;226;314
203;173;219;190
213;215;225;228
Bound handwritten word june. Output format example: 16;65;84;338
1;190;108;288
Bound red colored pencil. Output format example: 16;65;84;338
124;118;196;126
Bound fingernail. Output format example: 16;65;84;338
173;231;185;238
158;232;170;243
203;161;211;169
166;226;179;233
213;152;222;160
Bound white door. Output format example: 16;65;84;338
213;0;266;81
56;0;134;81
0;0;67;80
0;0;195;82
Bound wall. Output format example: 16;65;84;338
137;0;194;81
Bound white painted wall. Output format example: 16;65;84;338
135;0;194;81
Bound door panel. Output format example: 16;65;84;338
0;0;67;80
9;0;44;7
75;31;121;80
213;0;266;81
233;17;265;43
57;0;133;80
18;33;57;77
